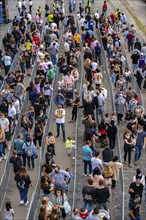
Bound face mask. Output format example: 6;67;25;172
126;135;130;138
57;192;61;196
138;129;142;132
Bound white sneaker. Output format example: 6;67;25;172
0;157;2;162
25;201;29;206
19;201;24;205
3;154;7;160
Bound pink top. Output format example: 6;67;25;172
34;83;40;93
91;174;104;188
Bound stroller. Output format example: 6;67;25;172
64;84;74;106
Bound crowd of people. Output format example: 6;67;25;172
0;1;146;220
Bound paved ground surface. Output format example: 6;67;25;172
0;0;146;219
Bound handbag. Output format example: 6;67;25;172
63;200;71;214
33;149;38;159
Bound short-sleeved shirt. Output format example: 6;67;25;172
129;201;141;217
91;157;102;171
5;208;14;220
82;145;92;161
55;108;65;124
135;130;146;146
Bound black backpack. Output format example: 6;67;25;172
95;45;101;55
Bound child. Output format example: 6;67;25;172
5;201;14;220
79;208;89;219
66;137;76;157
105;113;110;126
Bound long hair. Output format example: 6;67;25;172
19;166;27;177
85;94;92;103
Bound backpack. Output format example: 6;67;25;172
26;143;33;157
95;45;101;54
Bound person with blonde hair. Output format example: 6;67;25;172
84;94;94;117
102;164;113;201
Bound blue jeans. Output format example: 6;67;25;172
56;123;66;141
83;201;93;212
27;156;35;169
83;160;92;175
19;188;28;203
0;143;4;157
50;55;57;65
135;145;143;161
131;216;141;220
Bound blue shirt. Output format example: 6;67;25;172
82;145;92;161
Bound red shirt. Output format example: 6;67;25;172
80;210;89;219
110;13;116;21
33;36;40;45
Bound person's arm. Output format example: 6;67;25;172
129;210;136;219
144;137;146;147
107;187;110;199
22;84;26;96
62;170;70;184
45;136;49;145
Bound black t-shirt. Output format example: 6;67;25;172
14;173;31;189
94;187;110;204
131;54;140;64
129;182;143;199
82;185;95;204
129;201;141;217
73;96;80;108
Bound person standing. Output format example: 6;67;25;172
107;120;117;149
55;105;66;142
94;179;110;211
9;150;22;173
134;125;146;166
29;0;33;13
115;94;126;125
123;129;133;167
91;150;103;173
126;31;134;52
131;50;140;73
5;201;14;220
70;91;80;122
0;125;5;162
129;178;143;204
82;177;95;212
14;166;32;205
102;1;108;16
129;194;142;220
82;140;93;176
102;144;113;164
22;136;36;170
108;156;123;189
2;53;12;75
14;134;25;166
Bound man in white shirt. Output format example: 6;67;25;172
80;16;85;28
2;53;12;75
91;150;103;172
13;96;21;117
16;0;22;15
64;40;70;57
0;113;10;141
55;105;66;141
94;10;100;29
8;102;16;135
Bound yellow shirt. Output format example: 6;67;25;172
66;139;75;149
25;42;32;52
73;34;81;44
48;14;54;23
